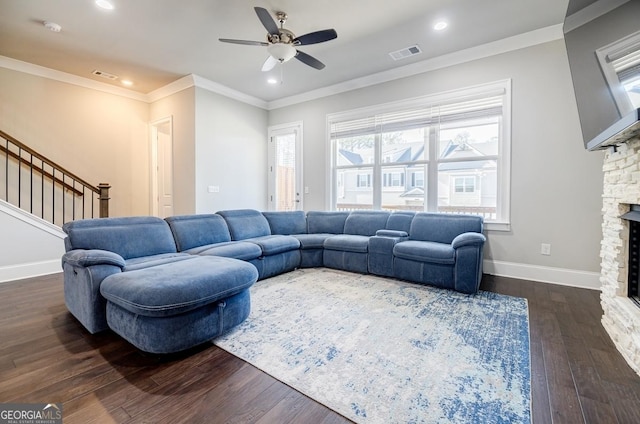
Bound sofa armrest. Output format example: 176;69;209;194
375;229;408;238
451;232;486;249
62;249;126;269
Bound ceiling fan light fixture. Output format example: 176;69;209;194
267;43;296;63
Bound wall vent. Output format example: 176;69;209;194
389;45;422;61
92;70;118;80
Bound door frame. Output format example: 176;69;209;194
149;116;173;217
267;121;303;211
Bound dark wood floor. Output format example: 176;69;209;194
1;273;640;424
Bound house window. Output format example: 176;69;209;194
383;172;404;187
412;171;424;188
454;176;476;193
329;80;511;229
357;173;371;188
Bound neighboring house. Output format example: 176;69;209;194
336;129;498;219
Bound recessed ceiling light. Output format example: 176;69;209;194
434;21;448;31
121;80;133;87
95;0;114;10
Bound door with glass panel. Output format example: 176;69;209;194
268;122;303;211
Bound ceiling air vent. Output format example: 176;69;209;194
389;45;422;61
92;70;118;80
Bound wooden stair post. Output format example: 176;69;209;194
98;183;111;218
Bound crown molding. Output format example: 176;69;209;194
146;74;196;102
0;55;149;102
2;23;563;110
191;75;268;109
267;24;564;110
563;0;629;33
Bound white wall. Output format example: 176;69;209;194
0;200;65;282
194;87;268;212
268;40;605;281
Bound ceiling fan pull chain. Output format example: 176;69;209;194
280;62;284;85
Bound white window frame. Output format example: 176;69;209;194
326;80;512;231
267;121;303;211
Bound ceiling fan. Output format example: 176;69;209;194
219;7;337;72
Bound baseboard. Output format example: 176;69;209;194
0;260;62;283
483;259;601;290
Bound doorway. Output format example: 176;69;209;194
150;117;174;218
268;122;303;211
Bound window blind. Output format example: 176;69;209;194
330;94;503;139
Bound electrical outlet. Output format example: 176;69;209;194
541;243;551;256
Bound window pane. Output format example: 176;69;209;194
381;164;426;212
438;118;499;159
336;168;373;211
438;161;496;220
335;135;375;166
381;128;427;163
274;133;297;211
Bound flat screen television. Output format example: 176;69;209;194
563;0;640;150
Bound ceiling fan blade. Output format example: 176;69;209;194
262;56;278;72
219;38;269;46
293;29;337;46
295;50;325;70
254;7;279;36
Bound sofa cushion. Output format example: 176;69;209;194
244;235;301;256
262;211;307;235
62;216;177;260
386;211;416;233
184;241;262;261
165;214;231;251
306;211;350;234
123;253;192;271
393;240;455;265
409;213;483;244
292;233;334;249
217;209;271;240
324;234;370;253
100;256;258;318
343;211;391;236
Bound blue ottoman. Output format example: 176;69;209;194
100;256;258;353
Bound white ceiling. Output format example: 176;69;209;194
0;0;570;103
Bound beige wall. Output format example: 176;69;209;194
0;67;150;217
268;40;605;274
149;87;197;215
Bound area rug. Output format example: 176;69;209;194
214;268;531;424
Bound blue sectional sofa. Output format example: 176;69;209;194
61;209;485;353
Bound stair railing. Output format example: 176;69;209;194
0;130;110;226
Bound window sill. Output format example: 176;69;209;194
485;221;510;232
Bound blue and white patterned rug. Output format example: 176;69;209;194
214;268;531;424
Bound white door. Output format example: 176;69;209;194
268;122;303;211
151;118;174;218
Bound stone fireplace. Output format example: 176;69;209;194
600;135;640;375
